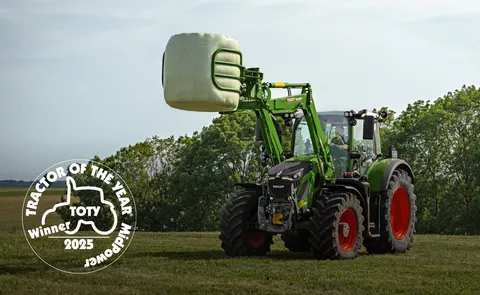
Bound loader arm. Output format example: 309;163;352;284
224;67;335;183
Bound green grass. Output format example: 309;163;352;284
1;187;479;294
0;187;65;232
0;187;65;197
1;233;479;294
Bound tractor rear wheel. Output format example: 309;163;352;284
364;169;416;254
219;188;273;256
309;191;364;259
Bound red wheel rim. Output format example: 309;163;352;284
338;208;357;251
390;187;411;240
247;231;266;247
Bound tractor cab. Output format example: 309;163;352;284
292;110;381;178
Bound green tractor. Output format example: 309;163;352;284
218;69;417;260
161;33;416;260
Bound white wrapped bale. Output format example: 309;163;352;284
162;33;242;112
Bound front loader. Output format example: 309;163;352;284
162;33;417;260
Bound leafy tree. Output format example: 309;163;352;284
381;85;480;234
169;112;262;230
57;137;180;231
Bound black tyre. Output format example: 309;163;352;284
219;188;273;256
281;230;310;252
364;169;417;254
309;191;364;259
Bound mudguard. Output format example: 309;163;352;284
367;158;414;193
321;183;368;216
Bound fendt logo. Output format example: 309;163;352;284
22;159;137;274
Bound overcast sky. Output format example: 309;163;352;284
1;0;479;180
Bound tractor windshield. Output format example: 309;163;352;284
293;112;378;176
293;113;349;157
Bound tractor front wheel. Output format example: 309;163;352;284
364;169;417;254
219;188;273;256
309;191;364;259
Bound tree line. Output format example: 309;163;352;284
59;85;480;234
0;180;67;188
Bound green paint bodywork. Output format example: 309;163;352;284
366;158;394;192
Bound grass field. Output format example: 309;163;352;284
0;187;65;197
1;188;480;294
0;187;66;232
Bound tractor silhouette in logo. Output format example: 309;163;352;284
42;176;118;235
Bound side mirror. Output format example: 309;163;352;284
363;115;375;140
255;118;263;141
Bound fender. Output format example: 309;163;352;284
367;158;414;193
380;159;415;191
321;183;368;217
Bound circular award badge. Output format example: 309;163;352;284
22;159;137;274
